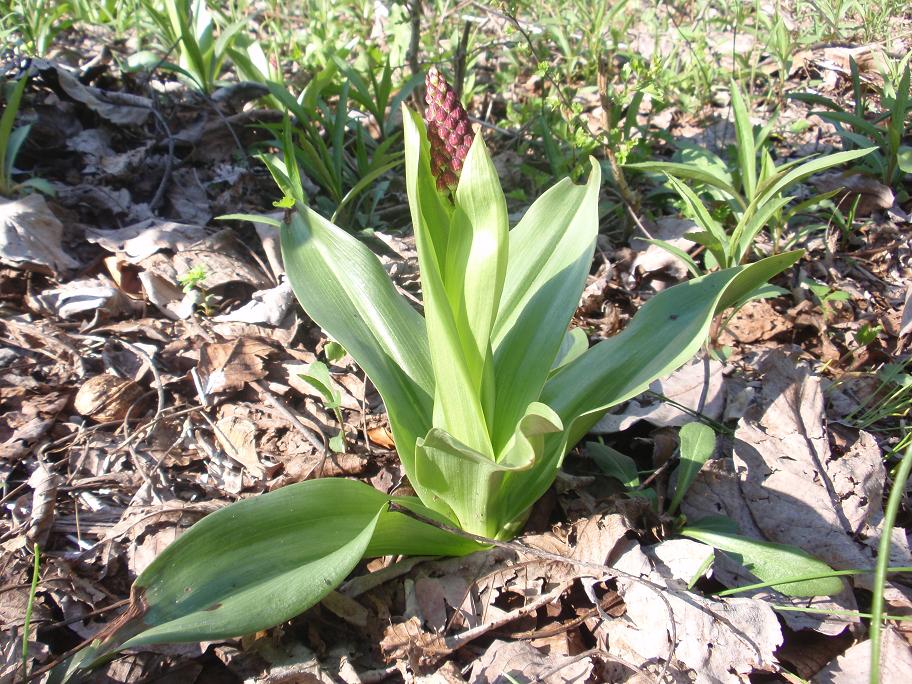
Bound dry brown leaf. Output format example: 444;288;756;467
73;374;145;423
469;639;592;683
255;220;285;279
86;219;209;262
813;628;912;683
604;578;782;684
0;194;80;275
899;286;912;339
732;353;912;583
27;462;59;547
683;351;912;632
812;172;895;217
30;275;138;319
213;413;269;478
718;299;793;345
165;230;272;290
34;58;153;125
367;424;396;449
320;590;369;628
213;280;295;327
592;356;725;432
198;338;274;395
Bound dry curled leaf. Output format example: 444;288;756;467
73;374;145;423
0;194;80;275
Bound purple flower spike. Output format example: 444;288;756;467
424;67;473;192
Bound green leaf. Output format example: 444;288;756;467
751;147;876;210
542;252;802;449
217;213;282;228
107;479;480;648
403;108;490;456
664;174;730;266
298;361;341;410
730;195;792;265
551;328;590;374
280;204;433;481
730;83;757;200
897;146;912;174
448;129;509;382
643;238;702;278
682;517;844;597
490;158;601;453
587;441;639;489
415;402;562;538
668;422;716;513
624;161;741;203
0;75;28;187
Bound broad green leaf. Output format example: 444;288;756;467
752;147;876;209
543;251;802;448
112;479;479;648
624;161;741;201
281;204;433;477
682;517;844;597
668;422;716;513
551;328;590;374
898;146;912;174
665;174;729;265
490;253;800;522
415;403;562;537
490;158;600;453
447;129;509;381
403;108;490;455
587;441;640;489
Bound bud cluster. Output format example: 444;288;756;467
424;67;474;192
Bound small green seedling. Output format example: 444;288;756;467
802;278;850;319
298;361;346;453
177;265;207;293
668;421;716;514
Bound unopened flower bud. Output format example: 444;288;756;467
424;67;474;192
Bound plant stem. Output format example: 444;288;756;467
21;543;40;682
869;440;912;684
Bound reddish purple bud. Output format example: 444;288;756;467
424;67;474;194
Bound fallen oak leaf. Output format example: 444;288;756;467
197;338;275;395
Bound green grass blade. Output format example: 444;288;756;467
869;443;912;684
624;161;741;201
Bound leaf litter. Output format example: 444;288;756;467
1;11;911;684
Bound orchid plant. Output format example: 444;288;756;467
58;71;799;678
